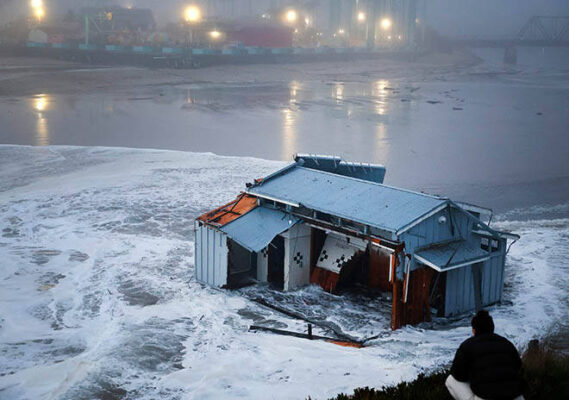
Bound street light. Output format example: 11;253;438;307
357;12;366;23
209;30;221;40
34;7;45;21
184;5;201;23
285;10;297;24
381;17;392;30
31;0;44;22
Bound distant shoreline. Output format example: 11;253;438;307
0;49;480;98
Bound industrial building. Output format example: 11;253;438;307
195;155;518;329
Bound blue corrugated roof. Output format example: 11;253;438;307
414;240;491;272
220;207;300;252
247;166;446;233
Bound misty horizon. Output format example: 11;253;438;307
1;0;569;39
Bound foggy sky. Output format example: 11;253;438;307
2;0;569;39
424;0;569;38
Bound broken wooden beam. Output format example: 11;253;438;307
249;325;363;348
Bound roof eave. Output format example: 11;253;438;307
395;201;450;237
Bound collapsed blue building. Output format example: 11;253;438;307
195;155;518;329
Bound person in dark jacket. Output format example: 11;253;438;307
445;310;525;400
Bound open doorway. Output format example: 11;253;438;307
429;271;447;317
227;239;257;287
267;235;285;290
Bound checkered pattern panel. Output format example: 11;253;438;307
293;252;304;267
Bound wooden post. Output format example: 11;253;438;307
391;252;403;330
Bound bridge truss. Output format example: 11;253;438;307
517;16;569;43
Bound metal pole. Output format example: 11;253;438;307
85;15;89;46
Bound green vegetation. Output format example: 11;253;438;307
522;341;569;400
326;341;569;400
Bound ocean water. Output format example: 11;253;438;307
1;47;568;214
0;146;567;399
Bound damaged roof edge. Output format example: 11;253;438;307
294;154;387;184
252;162;296;186
220;207;301;252
197;193;258;227
244;191;300;208
447;200;517;240
294;153;386;170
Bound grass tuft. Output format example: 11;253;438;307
324;340;569;400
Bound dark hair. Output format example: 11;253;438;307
472;310;494;335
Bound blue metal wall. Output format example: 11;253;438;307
195;222;228;287
444;248;505;316
401;206;506;317
402;205;476;264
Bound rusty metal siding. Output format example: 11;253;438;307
195;223;228;287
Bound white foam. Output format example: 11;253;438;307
0;145;567;399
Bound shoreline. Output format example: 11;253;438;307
0;49;481;98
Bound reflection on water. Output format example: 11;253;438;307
375;122;390;166
34;94;48;112
289;80;300;105
36;117;49;145
334;83;344;103
281;107;297;160
32;94;50;145
373;80;390;116
2;66;565;215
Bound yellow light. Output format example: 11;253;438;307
31;0;43;8
304;17;310;26
381;18;392;30
184;5;201;23
35;7;45;21
285;10;297;23
209;30;221;39
357;12;366;22
34;94;48;112
387;35;392;40
338;28;345;35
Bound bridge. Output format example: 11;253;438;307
455;16;569;48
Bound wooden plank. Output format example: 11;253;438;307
249;325;364;348
368;248;391;291
310;266;340;293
